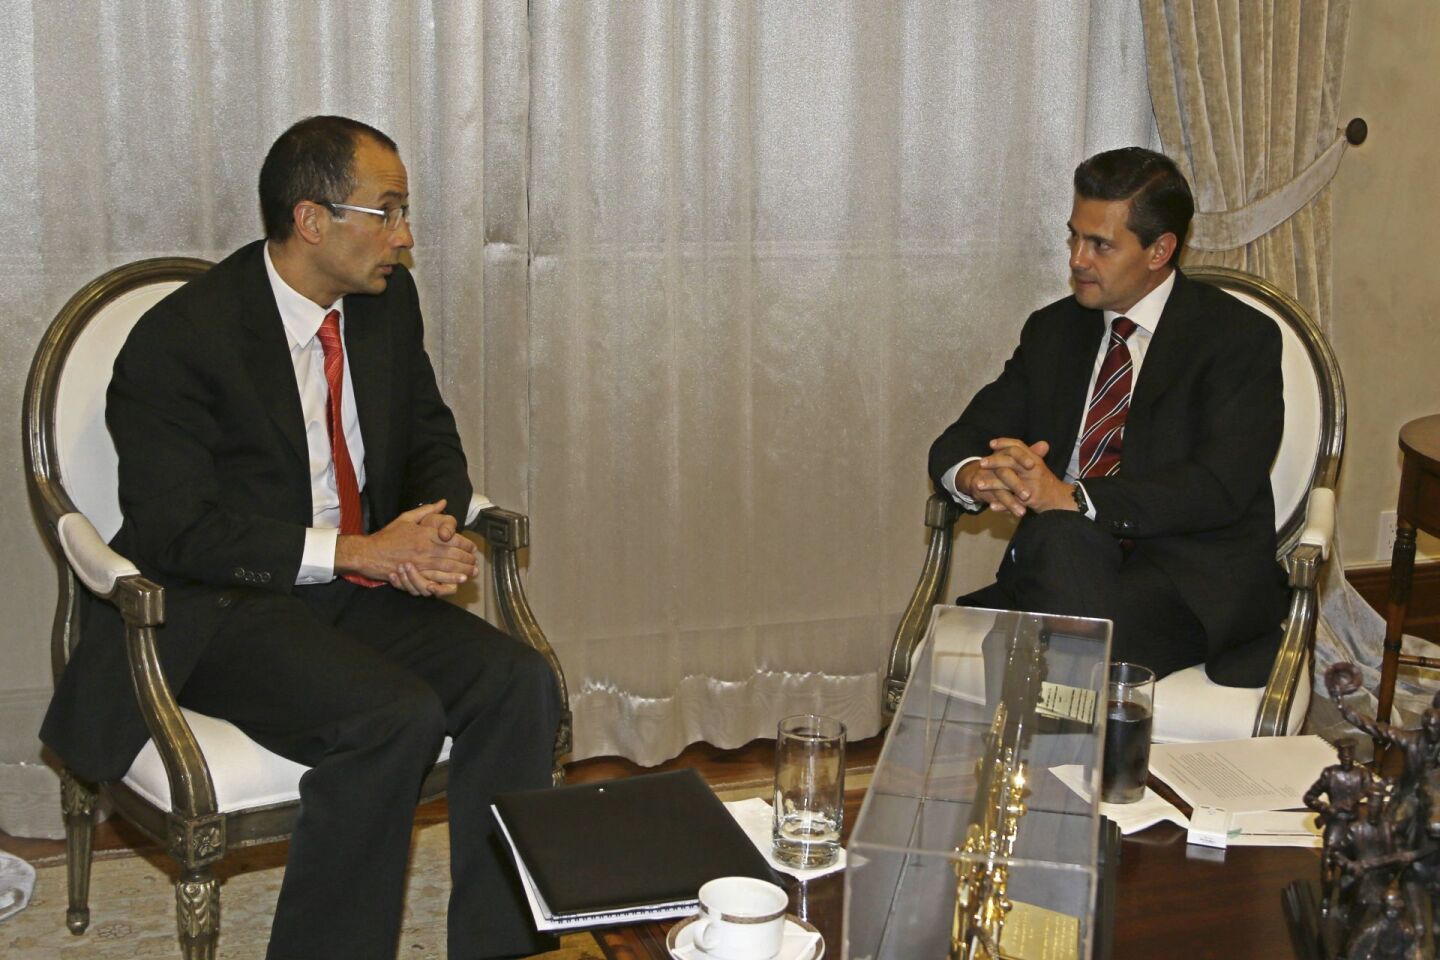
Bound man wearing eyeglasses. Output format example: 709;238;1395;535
41;116;559;960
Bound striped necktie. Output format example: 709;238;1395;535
1077;316;1138;479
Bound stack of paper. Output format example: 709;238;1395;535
1146;735;1335;847
1052;735;1336;846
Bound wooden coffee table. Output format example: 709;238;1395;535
592;784;1318;959
1111;820;1315;958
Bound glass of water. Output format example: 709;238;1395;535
772;714;846;868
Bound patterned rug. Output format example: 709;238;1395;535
0;822;603;959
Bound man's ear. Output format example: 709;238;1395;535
292;201;325;246
1149;231;1178;270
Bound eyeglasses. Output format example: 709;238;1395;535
319;200;410;231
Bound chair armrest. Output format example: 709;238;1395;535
471;504;528;550
53;514;222;829
884;494;962;719
471;505;572;772
57;512;139;596
1298;487;1335;560
1255;505;1332;736
104;576;221;834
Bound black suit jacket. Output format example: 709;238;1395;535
42;240;473;781
928;270;1288;685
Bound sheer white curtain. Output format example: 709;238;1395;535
4;3;1155;804
2;3;498;833
0;0;496;484
485;1;1155;763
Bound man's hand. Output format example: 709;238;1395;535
418;507;462;543
335;500;479;597
958;439;1078;517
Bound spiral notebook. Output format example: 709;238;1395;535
492;768;779;930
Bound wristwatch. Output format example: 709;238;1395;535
1071;483;1089;514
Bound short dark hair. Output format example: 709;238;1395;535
1073;147;1194;264
258;116;399;241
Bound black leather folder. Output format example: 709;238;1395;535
492;768;778;919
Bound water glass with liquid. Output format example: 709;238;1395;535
1101;662;1155;804
772;714;845;869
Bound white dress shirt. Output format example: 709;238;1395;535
264;243;367;584
941;269;1178;518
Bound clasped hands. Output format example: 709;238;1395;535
335;499;478;598
957;438;1077;518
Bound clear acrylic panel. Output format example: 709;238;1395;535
845;606;1112;960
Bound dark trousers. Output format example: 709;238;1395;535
178;580;561;960
959;510;1207;679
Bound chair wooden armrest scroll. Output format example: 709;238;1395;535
884;493;961;718
472;503;573;762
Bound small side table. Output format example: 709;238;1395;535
1376;414;1440;747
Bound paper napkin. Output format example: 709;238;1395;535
1049;764;1189;835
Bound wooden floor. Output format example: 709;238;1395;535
0;735;885;865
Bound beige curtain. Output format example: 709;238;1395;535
1135;2;1430;736
487;1;1156;764
1141;0;1352;327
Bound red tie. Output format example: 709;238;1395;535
316;311;384;587
1077;316;1138;479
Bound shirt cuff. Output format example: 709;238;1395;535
941;458;983;512
297;527;339;584
465;492;494;527
1074;480;1098;521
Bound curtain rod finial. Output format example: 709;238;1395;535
1345;118;1368;146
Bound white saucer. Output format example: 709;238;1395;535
665;914;824;960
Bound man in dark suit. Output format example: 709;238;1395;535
41;116;559;960
929;147;1287;686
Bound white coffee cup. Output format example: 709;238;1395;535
692;876;788;959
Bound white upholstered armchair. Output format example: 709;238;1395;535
887;266;1345;742
23;258;570;959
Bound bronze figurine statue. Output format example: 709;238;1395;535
1329;663;1440;850
1285;663;1440;959
1337;784;1408;921
1307;738;1374;915
1345;885;1421;960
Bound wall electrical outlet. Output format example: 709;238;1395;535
1378;510;1399;561
1377;509;1438;562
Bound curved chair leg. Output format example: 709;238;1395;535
59;769;96;935
175;868;220;960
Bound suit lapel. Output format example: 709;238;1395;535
1123;270;1209;473
342;293;390;489
1049;304;1106;473
1130;270;1201;415
238;249;308;467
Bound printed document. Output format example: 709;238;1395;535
1148;735;1337;813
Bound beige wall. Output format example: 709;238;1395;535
1331;0;1440;565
